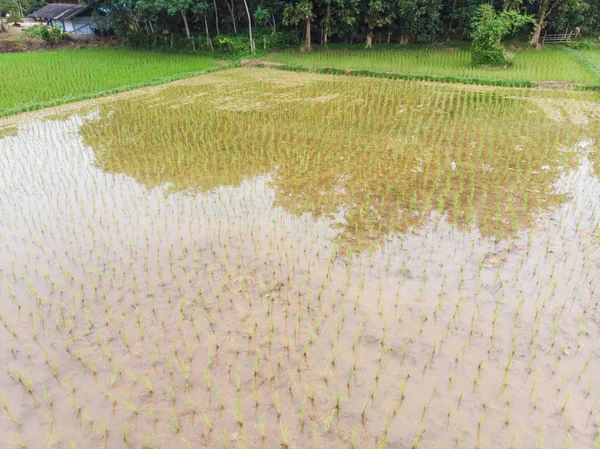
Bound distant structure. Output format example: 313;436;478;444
29;3;94;35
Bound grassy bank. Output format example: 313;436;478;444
0;47;222;114
265;45;597;84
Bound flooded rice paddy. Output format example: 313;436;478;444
1;68;600;449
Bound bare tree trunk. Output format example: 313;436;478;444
305;16;311;51
0;16;5;33
149;21;154;34
181;10;195;51
242;0;255;53
324;2;330;45
447;0;458;38
213;0;220;35
204;12;214;51
181;10;191;38
530;0;549;46
530;21;543;46
224;0;237;33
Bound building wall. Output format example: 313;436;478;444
56;17;93;35
72;16;94;35
62;20;74;32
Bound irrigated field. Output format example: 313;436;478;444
0;48;221;115
266;46;597;84
1;68;600;449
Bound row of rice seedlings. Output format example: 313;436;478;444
266;47;597;83
0;68;599;448
0;48;219;112
81;69;599;249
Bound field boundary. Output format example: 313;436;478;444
0;63;237;118
246;61;600;91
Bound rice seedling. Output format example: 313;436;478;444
266;46;596;84
0;48;222;115
0;66;599;449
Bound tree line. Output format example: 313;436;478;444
2;0;599;49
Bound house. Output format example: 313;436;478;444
29;4;94;35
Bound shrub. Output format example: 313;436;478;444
125;30;294;58
25;24;65;45
566;39;596;50
471;5;533;66
215;31;295;56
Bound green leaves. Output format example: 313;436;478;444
471;5;533;66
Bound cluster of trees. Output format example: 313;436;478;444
0;0;43;31
2;0;599;48
0;0;43;19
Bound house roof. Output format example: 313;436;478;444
29;4;89;20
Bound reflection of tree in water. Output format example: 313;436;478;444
81;71;597;250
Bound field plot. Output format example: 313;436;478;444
0;48;220;114
266;47;596;84
580;48;600;75
1;68;600;449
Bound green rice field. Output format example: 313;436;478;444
266;46;597;84
1;67;600;449
580;48;600;75
0;48;221;114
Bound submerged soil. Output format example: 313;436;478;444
0;69;599;449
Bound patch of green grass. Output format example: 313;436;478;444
0;47;222;113
578;48;600;81
265;45;595;84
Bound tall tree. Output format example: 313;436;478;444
242;0;256;53
321;0;360;44
284;0;315;51
529;0;567;44
213;0;220;34
363;0;393;47
222;0;237;33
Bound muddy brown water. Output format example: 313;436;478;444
0;69;599;449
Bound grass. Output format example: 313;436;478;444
0;47;222;114
265;45;597;84
579;48;600;81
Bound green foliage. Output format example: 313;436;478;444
254;7;272;27
283;0;314;26
83;0;598;51
363;0;394;33
471;5;533;66
450;0;485;39
0;0;44;16
215;32;293;55
24;24;64;44
566;39;597;50
125;30;294;57
386;0;442;43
